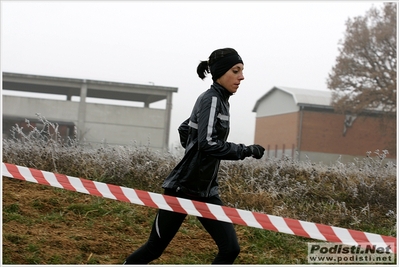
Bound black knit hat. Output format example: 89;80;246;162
209;50;243;81
197;48;244;81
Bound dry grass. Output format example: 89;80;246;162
3;115;396;236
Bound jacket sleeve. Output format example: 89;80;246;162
178;118;190;148
196;94;248;160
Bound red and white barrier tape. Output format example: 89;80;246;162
2;162;396;253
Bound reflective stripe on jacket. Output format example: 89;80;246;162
162;82;248;197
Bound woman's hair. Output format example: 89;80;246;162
197;48;243;81
197;60;210;80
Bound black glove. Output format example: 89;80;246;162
245;144;265;159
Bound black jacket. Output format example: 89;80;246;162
162;82;248;197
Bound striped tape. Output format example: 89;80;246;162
2;162;396;253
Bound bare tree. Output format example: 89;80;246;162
327;3;396;113
327;3;396;152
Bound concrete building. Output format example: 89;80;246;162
2;72;178;151
252;86;396;164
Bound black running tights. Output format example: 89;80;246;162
124;191;240;264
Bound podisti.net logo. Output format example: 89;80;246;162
307;242;395;264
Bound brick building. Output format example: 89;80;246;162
252;86;396;164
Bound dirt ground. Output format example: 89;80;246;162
2;177;227;265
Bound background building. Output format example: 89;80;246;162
2;72;178;151
252;86;396;164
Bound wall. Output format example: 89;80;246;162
254;112;299;158
2;95;166;150
253;108;396;163
299;110;395;158
255;89;299;117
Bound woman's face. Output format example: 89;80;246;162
216;63;245;94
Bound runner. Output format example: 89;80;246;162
124;48;265;264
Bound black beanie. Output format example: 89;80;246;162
209;51;244;81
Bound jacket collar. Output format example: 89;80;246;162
211;82;232;100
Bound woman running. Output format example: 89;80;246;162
124;47;265;264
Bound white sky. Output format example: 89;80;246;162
1;1;384;148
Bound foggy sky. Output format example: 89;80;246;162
1;1;382;148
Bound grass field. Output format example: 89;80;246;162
2;117;397;264
3;177;318;264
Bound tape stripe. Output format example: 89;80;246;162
42;172;64;189
54;173;77;192
284;217;311;238
108;183;132;203
176;197;203;217
347;229;369;246
18;165;39;183
149;192;173;211
208;204;232;223
94;181;118;200
2;162;396;253
237;209;263;228
120;187;145;206
381;235;397;248
373;234;396;253
68;177;91;195
5;164;31;182
193;201;218;220
299;220;327;241
252;212;279;232
223;207;248;226
29;168;51;186
269;215;295;235
163;194;188;214
332;227;357;246
135;190;158;209
315;224;343;243
2;163;13;177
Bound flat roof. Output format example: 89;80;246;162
2;72;178;104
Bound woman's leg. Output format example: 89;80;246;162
197;196;240;264
124;209;187;264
